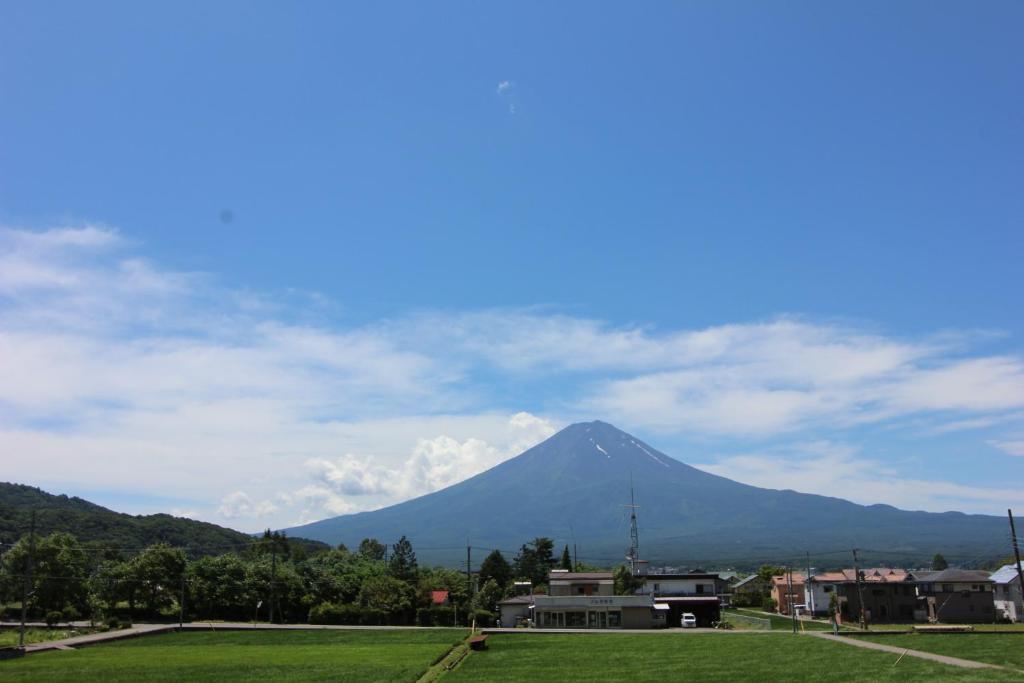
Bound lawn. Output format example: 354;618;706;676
448;633;1021;682
1;629;467;682
725;607;840;631
859;633;1024;672
0;628;97;647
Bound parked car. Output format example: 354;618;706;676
681;613;697;628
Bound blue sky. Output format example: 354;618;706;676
1;1;1022;530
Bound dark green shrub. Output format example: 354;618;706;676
45;611;63;627
471;609;495;627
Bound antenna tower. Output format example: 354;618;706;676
624;475;640;575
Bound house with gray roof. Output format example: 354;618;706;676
909;569;995;623
990;565;1024;622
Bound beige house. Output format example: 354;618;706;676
532;570;660;629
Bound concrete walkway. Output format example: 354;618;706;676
23;624;177;653
807;632;1004;670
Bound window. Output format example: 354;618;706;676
942;584;954;593
696;584;704;594
607;611;622;627
566;611;586;627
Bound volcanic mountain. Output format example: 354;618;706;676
284;421;1007;567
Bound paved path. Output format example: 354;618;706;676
807;632;1004;670
23;624;176;653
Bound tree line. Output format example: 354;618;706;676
0;531;629;628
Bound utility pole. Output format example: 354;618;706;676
786;567;797;633
19;511;35;651
573;544;578;572
852;549;867;630
466;543;472;605
806;552;815;616
269;542;277;624
1009;510;1024;621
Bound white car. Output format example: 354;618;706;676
681;613;697;628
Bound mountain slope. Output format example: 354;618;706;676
0;482;329;555
283;421;1008;567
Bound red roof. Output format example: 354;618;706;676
431;590;450;605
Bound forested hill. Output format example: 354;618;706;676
0;482;328;555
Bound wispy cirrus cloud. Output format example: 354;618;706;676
1;224;1023;528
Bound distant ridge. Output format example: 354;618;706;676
284;421;1008;567
0;482;327;555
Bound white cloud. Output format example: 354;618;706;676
693;442;1023;514
1;225;1023;527
217;491;278;519
298;412;557;519
990;440;1024;457
496;80;513;94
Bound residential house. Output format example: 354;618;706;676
808;568;916;623
532;571;659;629
732;574;767;607
770;573;806;615
910;569;995;623
991;565;1024;622
638;572;723;627
496;595;533;628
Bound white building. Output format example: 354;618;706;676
991;564;1024;622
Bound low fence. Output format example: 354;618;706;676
726;612;772;630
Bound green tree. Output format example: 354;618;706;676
358;538;386;561
560;545;572;571
128;543;187;616
474;578;504;612
88;559;129;617
931;553;949;571
613;564;643;595
478;550;512;590
388;536;418;584
187;553;252;620
0;532;89;617
514;537;556;586
358;575;415;615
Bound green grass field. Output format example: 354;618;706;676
448;633;1020;682
859;633;1024;672
1;629;466;682
6;628;1024;681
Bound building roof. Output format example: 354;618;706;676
990;565;1024;585
771;573;806;587
810;568;908;584
547;571;614;581
917;568;992;583
643;573;722;580
733;575;762;588
497;595;534;605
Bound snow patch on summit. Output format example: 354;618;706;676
632;440;670;468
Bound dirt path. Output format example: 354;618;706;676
807;632;1005;670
